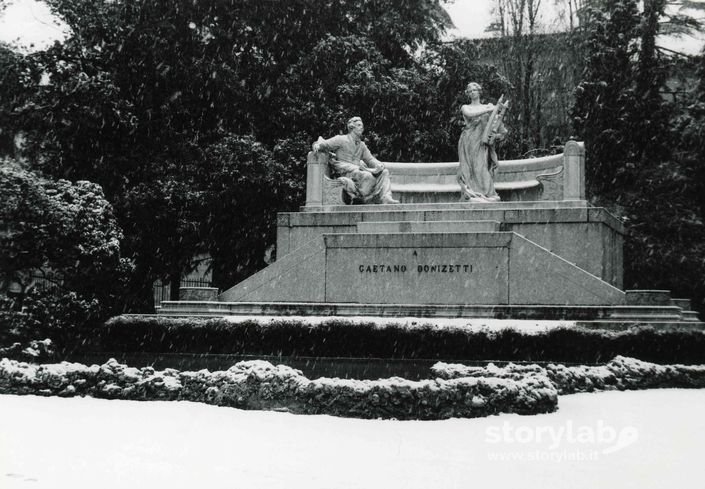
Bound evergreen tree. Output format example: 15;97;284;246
571;0;641;196
0;0;485;309
572;0;705;312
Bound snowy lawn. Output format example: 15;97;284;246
2;389;704;488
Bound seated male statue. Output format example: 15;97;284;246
313;116;399;204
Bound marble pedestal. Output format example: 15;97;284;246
158;201;701;328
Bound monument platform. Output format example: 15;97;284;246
157;142;702;328
277;200;624;288
158;200;702;329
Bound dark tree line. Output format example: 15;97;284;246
572;0;705;311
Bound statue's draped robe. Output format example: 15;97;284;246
457;111;506;202
318;134;394;204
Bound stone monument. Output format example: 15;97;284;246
161;127;702;328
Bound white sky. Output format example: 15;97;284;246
0;0;703;54
0;0;69;52
444;0;496;38
444;0;705;54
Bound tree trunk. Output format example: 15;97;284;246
636;0;666;101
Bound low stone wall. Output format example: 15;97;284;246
0;358;557;420
432;356;705;394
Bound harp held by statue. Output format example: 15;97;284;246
481;94;508;144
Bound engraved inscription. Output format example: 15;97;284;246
358;263;473;274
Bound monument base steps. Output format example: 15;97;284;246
221;230;625;306
155;301;704;330
159;202;700;329
682;311;701;322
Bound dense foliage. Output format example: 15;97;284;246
571;0;705;312
0;0;509;313
0;163;126;296
0;162;129;348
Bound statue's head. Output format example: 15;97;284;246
346;116;363;132
465;82;482;98
346;116;364;137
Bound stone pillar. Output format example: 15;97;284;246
563;140;585;201
305;151;325;208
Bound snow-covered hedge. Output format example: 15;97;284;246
0;358;558;420
433;356;705;394
4;355;703;419
99;315;705;364
0;339;55;362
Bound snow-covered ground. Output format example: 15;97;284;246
2;389;704;488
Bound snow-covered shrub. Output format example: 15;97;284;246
0;358;557;419
433;356;705;394
4;355;703;419
297;374;557;419
0;338;55;362
0;289;103;359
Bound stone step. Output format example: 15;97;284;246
156;301;703;329
607;306;683;321
574;321;705;331
356;220;502;234
671;298;693;310
683;310;701;322
666;298;700;321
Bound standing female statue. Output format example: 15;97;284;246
457;82;509;202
